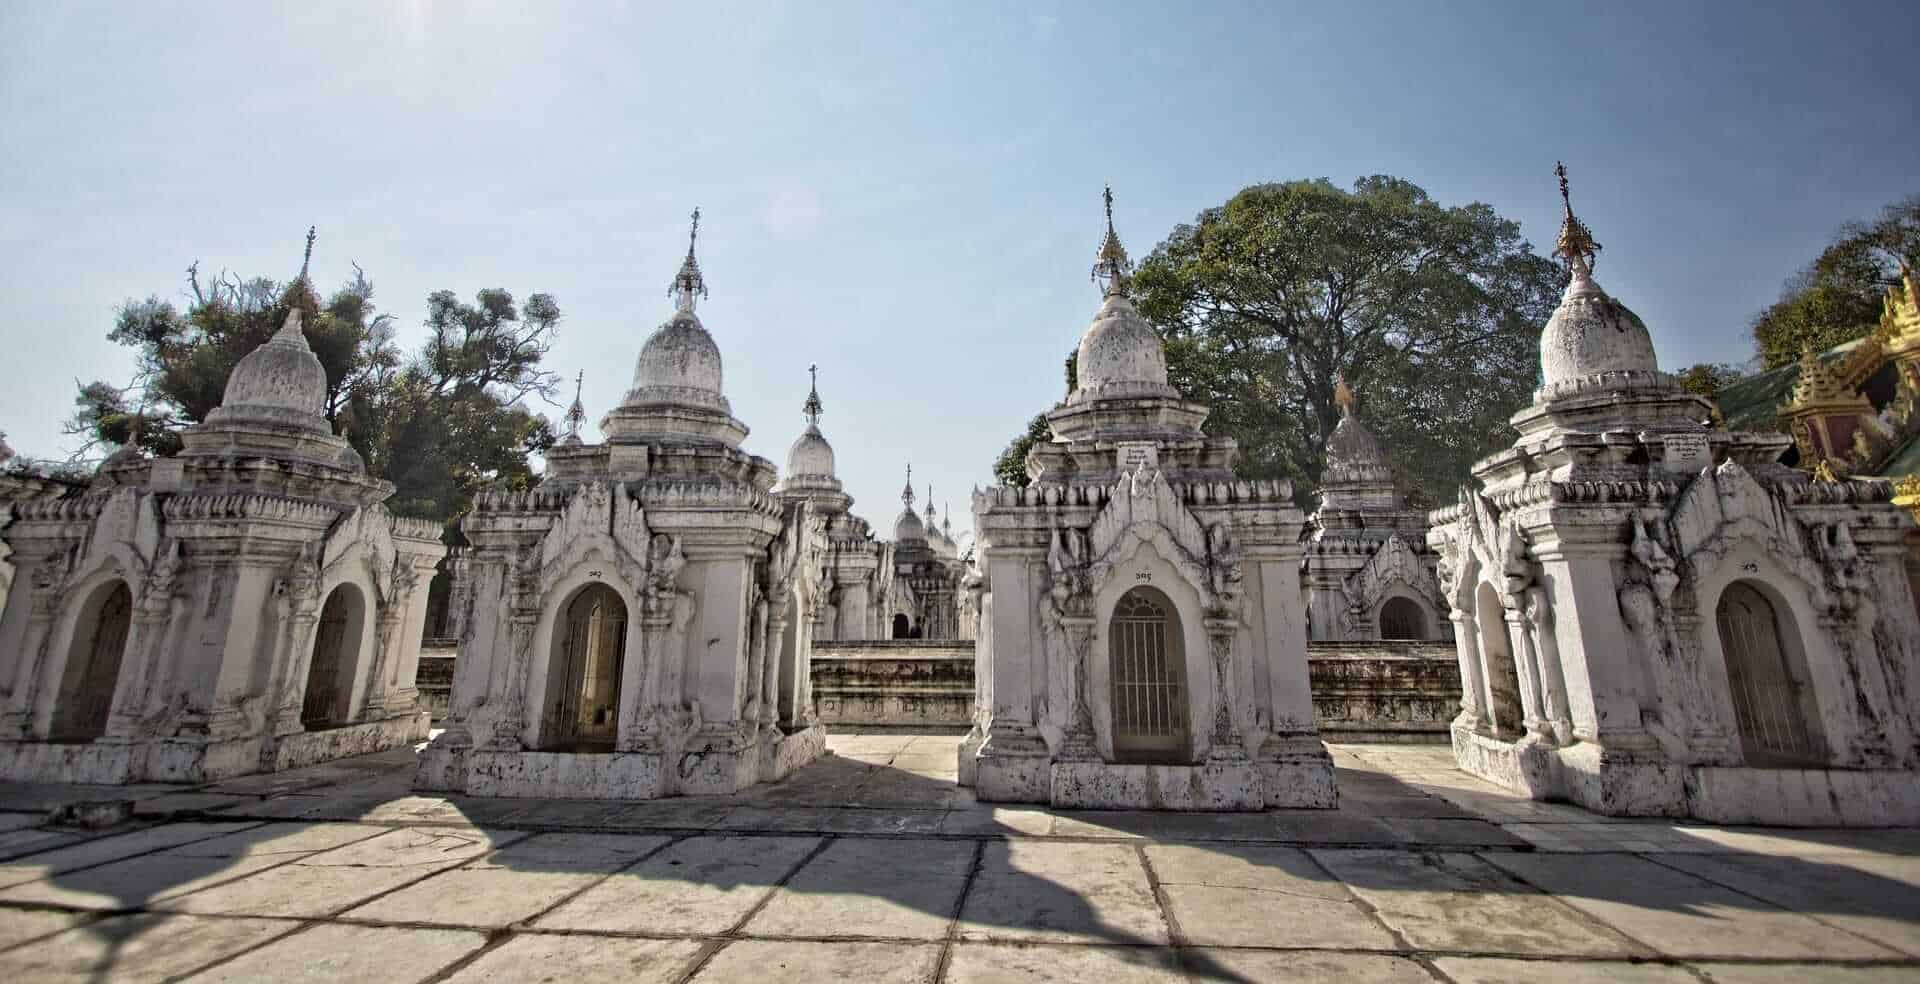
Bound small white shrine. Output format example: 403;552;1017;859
960;190;1336;810
416;213;828;799
1428;168;1920;825
0;239;444;783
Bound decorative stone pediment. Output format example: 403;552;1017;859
536;481;651;593
322;504;399;602
1668;459;1835;613
76;487;163;584
1079;464;1223;609
1342;533;1440;623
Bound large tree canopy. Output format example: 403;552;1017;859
71;265;562;524
1115;176;1563;506
1752;195;1920;370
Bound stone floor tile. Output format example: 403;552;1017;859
0;822;257;888
1047;813;1149;840
945;942;1186;983
165;821;392;859
1268;813;1403;845
1483;852;1901;960
939;806;1055;838
957;840;1167;945
439;933;705;983
1379;817;1530;848
180;922;485;983
690;940;940;982
130;793;252;817
818;808;947;836
1689;964;1920;983
297;825;522;867
343;833;671;928
1190;949;1439;982
0;850;294;909
0;828;85;863
746;836;974;939
151;859;458;918
0;913;294;983
0;783;184;812
0;907;90;951
586;800;736;831
1311;848;1646;957
1652;852;1920;957
0;815;44;834
1143;843;1397;950
535;834;821;935
1432;957;1698;983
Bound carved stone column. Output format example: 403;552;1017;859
1502;605;1550;740
1449;609;1486;733
1056;613;1097;760
1204;615;1247;761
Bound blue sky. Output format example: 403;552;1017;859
3;1;1915;535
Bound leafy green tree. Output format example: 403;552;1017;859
992;353;1077;488
1119;176;1563;505
1753;196;1920;369
1674;363;1747;401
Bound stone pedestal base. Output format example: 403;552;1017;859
0;710;430;785
466;749;666;799
414;738;470;792
761;724;827;783
0;739;145;784
1451;724;1920;825
969;740;1339;811
429;723;829;801
272;711;430;773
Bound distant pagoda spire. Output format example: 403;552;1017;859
298;225;316;284
803;363;823;428
669;206;710;313
562;370;587;442
943;501;953;537
925;484;936;525
1091;184;1133;298
1552;162;1602;277
901;463;915;508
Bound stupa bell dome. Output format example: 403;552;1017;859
1074;293;1171;396
786;424;836;477
207;308;329;428
626;311;728;410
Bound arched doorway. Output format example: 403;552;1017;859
1378;596;1426;640
1475;583;1524;735
50;581;133;742
1108;586;1189;763
891;613;912;639
1716;580;1823;765
544;584;627;751
303;585;365;730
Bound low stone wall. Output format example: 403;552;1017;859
417;642;457;722
1309;641;1461;742
811;641;975;729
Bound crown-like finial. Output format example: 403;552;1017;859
901;464;915;507
1092;183;1133;298
670;207;710;313
299;226;317;282
563;370;586;440
1333;373;1356;418
802;363;824;426
1552;162;1601;275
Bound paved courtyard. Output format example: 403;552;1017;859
0;733;1915;982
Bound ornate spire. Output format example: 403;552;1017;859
1552;162;1601;276
925;485;935;520
669;207;709;313
901;463;914;508
563;370;586;441
944;501;953;536
803;363;823;427
1091;184;1133;297
1333;373;1356;418
298;226;316;284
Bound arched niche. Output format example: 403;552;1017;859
303;584;367;731
1085;528;1213;765
540;582;628;752
1714;578;1826;766
1106;585;1191;764
1475;581;1523;736
891;613;912;639
1378;595;1428;641
49;579;133;742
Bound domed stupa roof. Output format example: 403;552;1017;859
602;208;752;448
1538;163;1660;390
205;308;329;431
1325;376;1387;468
1067;186;1180;405
893;464;926;541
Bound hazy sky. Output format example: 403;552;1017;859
3;2;1915;537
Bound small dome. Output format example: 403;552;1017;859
1539;267;1659;387
1073;293;1170;397
625;311;726;409
894;508;926;542
214;310;328;424
785;423;836;477
1326;414;1386;467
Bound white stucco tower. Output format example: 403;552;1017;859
418;210;828;799
1428;166;1920;825
960;189;1335;810
0;234;444;783
773;366;883;643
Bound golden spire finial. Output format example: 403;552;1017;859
669;206;709;313
1092;183;1133;297
1552;162;1601;275
1333;373;1356;418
